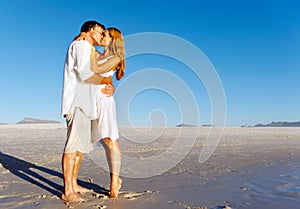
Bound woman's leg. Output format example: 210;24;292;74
101;138;122;198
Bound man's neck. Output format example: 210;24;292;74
84;36;95;46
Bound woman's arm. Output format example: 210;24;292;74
74;32;87;41
90;50;120;74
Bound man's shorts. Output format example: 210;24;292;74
63;107;94;153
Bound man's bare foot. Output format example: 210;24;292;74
61;192;85;203
74;185;91;194
110;178;122;199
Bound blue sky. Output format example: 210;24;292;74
0;0;299;126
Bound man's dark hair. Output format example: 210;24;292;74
80;20;105;33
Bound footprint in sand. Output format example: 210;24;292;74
92;193;109;199
118;192;145;200
279;174;298;179
121;190;159;200
90;190;158;201
93;205;107;209
243;183;265;193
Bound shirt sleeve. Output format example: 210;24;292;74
75;41;94;81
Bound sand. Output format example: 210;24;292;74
0;124;300;209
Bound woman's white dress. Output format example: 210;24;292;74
92;57;119;145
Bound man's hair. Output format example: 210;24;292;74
80;20;105;33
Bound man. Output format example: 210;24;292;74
61;20;119;202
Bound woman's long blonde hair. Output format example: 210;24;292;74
105;27;125;80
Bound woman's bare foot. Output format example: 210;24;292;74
61;192;85;203
110;178;122;199
74;185;91;194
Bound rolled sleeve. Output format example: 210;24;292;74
75;41;94;81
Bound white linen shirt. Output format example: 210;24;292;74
61;40;98;119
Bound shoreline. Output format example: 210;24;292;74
1;125;300;208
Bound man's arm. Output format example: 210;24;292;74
84;74;114;96
75;41;114;95
84;74;112;85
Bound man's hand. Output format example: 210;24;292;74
100;76;112;85
101;84;115;97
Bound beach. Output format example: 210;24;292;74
0;124;300;209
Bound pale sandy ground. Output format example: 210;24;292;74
0;124;300;209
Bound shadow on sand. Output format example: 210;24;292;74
0;151;108;197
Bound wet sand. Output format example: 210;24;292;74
0;124;300;209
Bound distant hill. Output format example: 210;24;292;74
201;124;214;127
254;121;300;127
17;117;61;124
176;123;196;127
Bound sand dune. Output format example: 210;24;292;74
0;124;300;208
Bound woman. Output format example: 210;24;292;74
90;27;125;198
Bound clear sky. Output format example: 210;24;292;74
0;0;299;127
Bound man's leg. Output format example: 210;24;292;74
63;107;92;197
72;152;91;193
61;153;84;202
102;138;122;198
